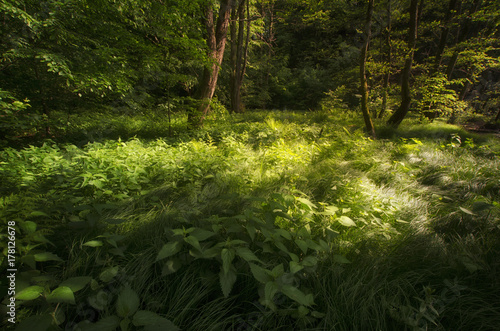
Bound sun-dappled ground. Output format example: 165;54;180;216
1;110;500;330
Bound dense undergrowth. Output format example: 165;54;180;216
1;110;500;330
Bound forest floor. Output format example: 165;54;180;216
1;109;500;330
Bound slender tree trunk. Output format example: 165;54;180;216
360;0;376;138
379;0;392;119
387;0;419;127
433;0;459;72
188;0;232;128
230;0;249;113
445;0;481;80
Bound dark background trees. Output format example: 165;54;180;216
1;0;499;138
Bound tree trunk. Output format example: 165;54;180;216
188;0;232;128
230;0;249;113
433;0;459;72
445;0;481;80
379;0;392;119
387;0;419;127
360;0;376;138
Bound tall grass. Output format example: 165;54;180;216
2;109;500;330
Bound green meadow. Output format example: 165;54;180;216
1;109;500;330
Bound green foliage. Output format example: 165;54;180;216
2;110;500;330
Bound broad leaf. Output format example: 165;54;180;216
249;263;271;283
162;258;182;276
338;215;356;227
333;255;351;264
133;310;179;331
264;281;279;307
281;285;314;306
83;240;103;247
15;314;53;331
16;286;44;301
219;267;237;298
59;276;92;292
190;228;216;241
290;261;304;274
459;207;475;215
81;316;121;331
221;248;236;274
235;247;261;263
99;266;118;282
184;235;202;251
46;286;76;304
34;252;63;262
155;241;182;262
116;286;140;318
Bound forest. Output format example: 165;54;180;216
1;0;500;330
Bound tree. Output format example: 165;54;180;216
229;0;251;113
379;0;392;119
387;0;419;127
189;0;233;128
359;0;376;138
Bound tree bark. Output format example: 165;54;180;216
433;0;459;72
444;0;481;80
379;0;392;119
188;0;232;128
230;0;249;113
360;0;376;138
387;0;419;127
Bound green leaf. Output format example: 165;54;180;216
246;224;256;241
338;215;356;227
333;255;351;264
162;258;182;276
116;286;140;318
221;248;236;274
109;247;126;257
270;264;285;278
34;252;63;262
103;218;127;224
99;266;119;282
133;310;179;331
281;285;314;306
235;247;261;263
82;316;121;331
318;205;339;215
472;201;494;213
311;311;326;318
201;246;221;259
120;318;130;331
459;207;475;215
219;267;237;298
296;197;316;211
249;263;271;283
15;314;53;331
290;261;304;274
21;221;37;234
275;229;292;240
184;235;202;251
59;276;92;292
274;241;289;253
295;239;308;254
30;211;49;217
46;286;76;304
264;281;279;306
190;228;216;241
296;305;309;318
156;241;182;262
16;285;44;301
83;240;103;247
302;256;318;267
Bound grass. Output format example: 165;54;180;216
1;109;500;330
